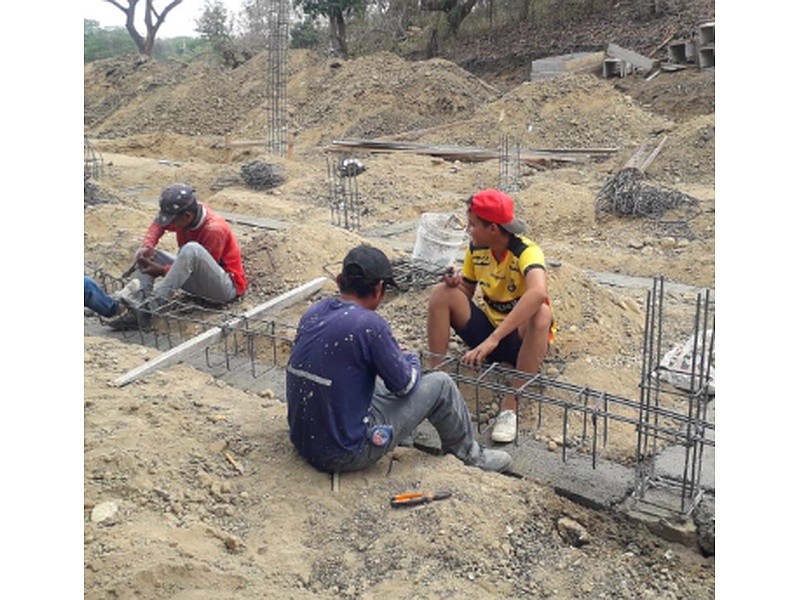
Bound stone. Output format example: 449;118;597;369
91;500;119;523
557;516;591;547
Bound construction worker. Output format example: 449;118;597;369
427;189;556;443
108;184;247;330
286;245;512;474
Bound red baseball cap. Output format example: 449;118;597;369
467;189;525;234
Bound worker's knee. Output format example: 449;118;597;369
531;301;552;333
428;281;456;308
179;241;204;257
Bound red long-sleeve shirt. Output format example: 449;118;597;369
141;203;247;296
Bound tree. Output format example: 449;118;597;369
103;0;186;57
294;0;366;59
84;19;138;62
290;16;321;49
196;0;253;67
421;0;479;37
420;0;478;57
240;0;270;47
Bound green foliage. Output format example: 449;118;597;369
152;37;212;61
196;0;250;67
294;0;366;20
290;17;322;49
84;19;138;62
84;19;212;63
196;0;233;41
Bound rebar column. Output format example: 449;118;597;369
499;135;521;192
634;276;715;517
84;135;104;179
327;156;362;231
267;0;289;157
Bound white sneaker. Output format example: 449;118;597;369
491;410;517;443
114;279;142;305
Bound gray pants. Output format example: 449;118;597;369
334;371;482;472
134;243;238;305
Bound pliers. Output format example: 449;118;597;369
390;491;452;508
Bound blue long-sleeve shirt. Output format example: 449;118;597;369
286;297;420;472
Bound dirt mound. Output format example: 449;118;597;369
647;113;715;184
84;51;501;145
86;50;713;186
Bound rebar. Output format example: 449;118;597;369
326;155;363;230
498;135;521;192
267;0;290;157
240;160;285;190
634;276;715;516
84;135;104;180
85;266;714;520
594;167;699;226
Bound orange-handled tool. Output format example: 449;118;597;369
390;491;452;508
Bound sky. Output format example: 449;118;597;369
83;0;245;38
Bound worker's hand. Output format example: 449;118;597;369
137;256;167;278
135;246;155;268
461;338;499;367
136;246;155;260
442;266;462;288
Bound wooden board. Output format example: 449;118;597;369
113;277;328;387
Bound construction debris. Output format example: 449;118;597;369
338;158;366;178
594;167;698;220
606;43;655;75
240;160;285;190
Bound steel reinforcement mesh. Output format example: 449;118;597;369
85;267;714;518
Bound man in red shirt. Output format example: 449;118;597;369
108;184;247;330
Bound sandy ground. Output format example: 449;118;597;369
80;48;716;598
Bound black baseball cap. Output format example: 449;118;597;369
342;246;397;288
155;184;197;227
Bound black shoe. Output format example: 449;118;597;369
106;308;151;331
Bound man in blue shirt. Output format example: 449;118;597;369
286;245;512;474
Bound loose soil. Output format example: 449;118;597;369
84;15;715;598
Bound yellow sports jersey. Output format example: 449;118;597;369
462;235;556;341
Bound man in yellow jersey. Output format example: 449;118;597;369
427;189;556;443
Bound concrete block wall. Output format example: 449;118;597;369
668;21;714;70
697;21;715;69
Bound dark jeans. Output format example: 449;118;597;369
330;372;482;472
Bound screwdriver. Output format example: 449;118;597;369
390;491;452;508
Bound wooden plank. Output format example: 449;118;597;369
623;136;667;173
639;136;668;172
113;277;329;387
327;139;617;164
217;211;289;231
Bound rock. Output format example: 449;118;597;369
557;516;590;547
91;501;119;523
224;534;244;552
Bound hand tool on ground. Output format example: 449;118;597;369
390;491;452;508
